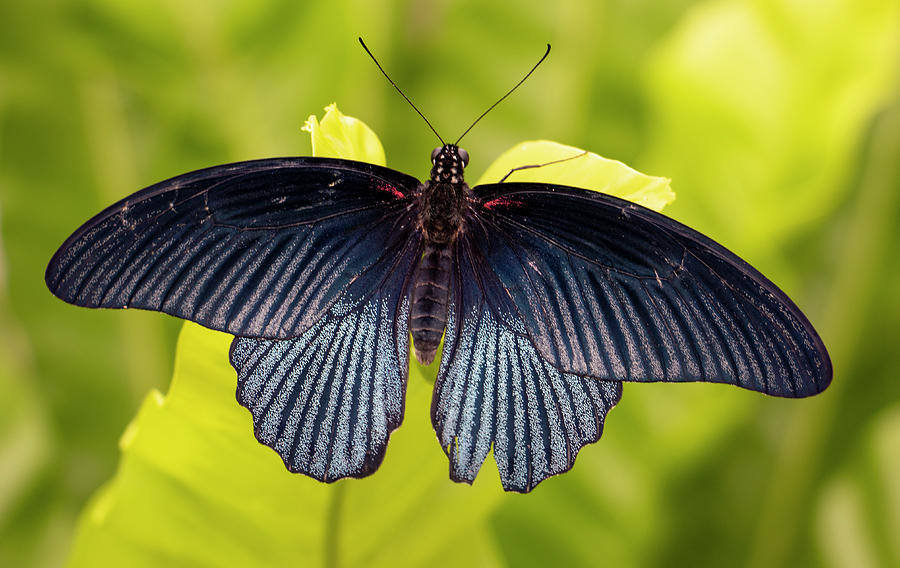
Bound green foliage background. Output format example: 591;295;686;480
1;0;899;566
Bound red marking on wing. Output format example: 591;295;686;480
376;181;406;200
483;197;523;210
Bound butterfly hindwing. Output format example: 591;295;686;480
230;232;421;481
46;157;420;339
433;238;622;492
468;182;832;397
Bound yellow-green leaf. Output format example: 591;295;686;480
68;323;505;568
477;140;675;212
302;103;386;165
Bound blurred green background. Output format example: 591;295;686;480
2;0;899;566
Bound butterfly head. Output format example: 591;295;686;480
430;144;469;185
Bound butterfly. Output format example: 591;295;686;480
45;41;831;493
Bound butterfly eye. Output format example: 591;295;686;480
458;148;469;167
431;147;442;164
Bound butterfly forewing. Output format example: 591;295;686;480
466;182;832;397
46;157;421;339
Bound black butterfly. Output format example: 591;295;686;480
45;42;831;493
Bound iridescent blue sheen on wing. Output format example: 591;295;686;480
467;182;831;397
45;157;420;339
229;234;419;481
433;240;622;492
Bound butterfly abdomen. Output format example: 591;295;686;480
409;242;453;365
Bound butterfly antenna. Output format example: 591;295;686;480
359;38;445;146
454;44;551;145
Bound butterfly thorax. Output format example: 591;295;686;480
417;144;469;243
409;144;470;365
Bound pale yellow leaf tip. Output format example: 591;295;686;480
302;103;386;165
477;140;675;212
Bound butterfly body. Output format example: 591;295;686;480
416;144;470;243
409;144;472;364
409;242;453;365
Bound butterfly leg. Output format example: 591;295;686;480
498;151;588;183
